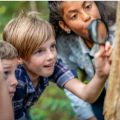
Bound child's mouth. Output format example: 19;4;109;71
9;92;15;97
44;63;55;69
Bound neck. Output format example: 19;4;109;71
29;75;39;88
24;65;39;88
84;39;94;49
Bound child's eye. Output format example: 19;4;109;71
34;49;43;54
37;49;43;53
51;43;56;49
71;14;78;20
50;43;56;52
84;2;92;10
4;71;10;80
4;71;10;76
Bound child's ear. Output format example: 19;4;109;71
59;20;70;33
17;57;23;64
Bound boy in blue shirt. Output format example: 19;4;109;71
3;12;112;120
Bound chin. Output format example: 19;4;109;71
43;71;54;77
10;94;14;99
45;73;53;77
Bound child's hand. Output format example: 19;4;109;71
94;42;112;79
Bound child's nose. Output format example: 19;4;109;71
11;75;18;86
47;50;55;60
81;11;90;22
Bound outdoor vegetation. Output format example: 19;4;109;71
0;1;77;120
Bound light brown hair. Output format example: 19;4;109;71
0;41;18;59
3;11;54;59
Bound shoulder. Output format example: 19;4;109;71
56;32;77;43
56;33;79;55
54;59;68;71
13;66;27;111
50;59;75;87
16;65;27;80
15;64;28;88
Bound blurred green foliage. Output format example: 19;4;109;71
0;1;77;120
0;1;48;38
30;83;76;120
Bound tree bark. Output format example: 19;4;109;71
104;2;120;120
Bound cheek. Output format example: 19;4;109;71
31;60;43;68
29;56;44;66
92;6;101;19
72;24;88;37
93;12;101;19
72;25;89;40
68;22;82;35
6;80;11;89
54;50;57;59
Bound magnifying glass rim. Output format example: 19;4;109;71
88;19;108;45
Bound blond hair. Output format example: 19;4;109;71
0;41;18;59
3;11;54;59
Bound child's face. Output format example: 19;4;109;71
23;35;57;79
59;1;101;41
2;58;18;98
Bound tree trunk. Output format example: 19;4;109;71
29;1;38;11
104;2;120;120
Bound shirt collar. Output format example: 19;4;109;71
20;65;49;94
78;36;99;57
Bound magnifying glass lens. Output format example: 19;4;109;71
88;19;108;44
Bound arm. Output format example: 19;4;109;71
0;59;14;120
64;42;112;103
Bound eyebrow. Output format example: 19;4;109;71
66;1;85;15
3;62;16;69
35;40;56;50
82;1;91;7
3;65;13;70
67;9;78;15
82;1;87;7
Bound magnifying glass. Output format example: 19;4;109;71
88;19;108;45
